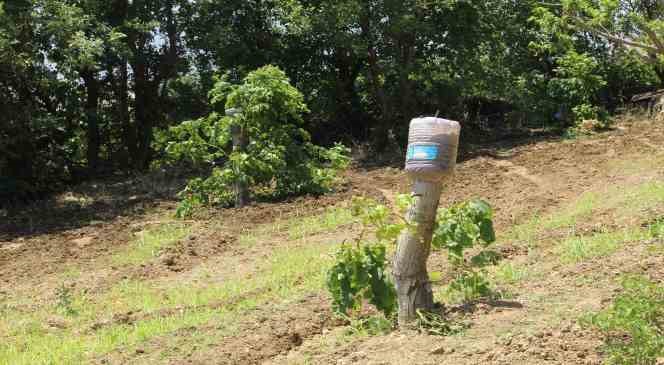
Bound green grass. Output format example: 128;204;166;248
111;223;190;266
238;206;353;247
343;315;394;338
506;181;664;247
557;228;648;264
609;151;664;175
582;276;664;365
504;192;599;245
287;207;354;240
0;239;333;365
493;262;530;285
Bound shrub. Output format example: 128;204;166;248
433;199;499;302
160;65;350;217
326;197;498;317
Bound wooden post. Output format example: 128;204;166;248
393;116;460;327
230;123;249;208
227;108;249;208
393;179;442;326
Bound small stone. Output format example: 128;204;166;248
72;236;93;248
430;346;446;355
162;256;176;266
46;316;68;329
135;348;145;354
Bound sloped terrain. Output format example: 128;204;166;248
1;115;664;365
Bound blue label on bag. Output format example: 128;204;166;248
407;144;439;161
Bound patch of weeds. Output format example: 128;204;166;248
438;271;496;304
343;315;394;337
288;207;353;241
238;220;285;248
54;284;77;316
416;309;467;336
544;191;600;231
558;228;646;264
493;262;529;285
505;216;542;247
575;272;605;287
238;229;265;248
616;182;664;218
60;266;82;281
236;206;352;247
609;152;664;175
103;243;332;315
506;181;664;246
581;276;664;365
646;217;664;239
1;307;224;365
505;191;599;245
1;242;333;365
111;223;190;266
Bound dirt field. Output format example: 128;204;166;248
2;114;664;365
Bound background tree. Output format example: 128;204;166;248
163;66;350;216
2;0;662;204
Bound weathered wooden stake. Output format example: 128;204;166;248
393;179;442;325
393;117;460;326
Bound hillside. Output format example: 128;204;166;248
1;114;664;365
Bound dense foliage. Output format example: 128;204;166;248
433;199;498;302
326;196;410;317
163;66;350;216
2;0;664;202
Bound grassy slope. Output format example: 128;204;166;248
2;118;664;364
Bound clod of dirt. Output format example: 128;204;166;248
289;332;303;346
72;236;94;248
46;316;68;329
161;255;177;267
430;346;446;355
113;311;136;325
90;319;111;331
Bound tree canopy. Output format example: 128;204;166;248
1;0;662;203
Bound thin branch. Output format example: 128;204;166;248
640;22;664;53
571;16;661;54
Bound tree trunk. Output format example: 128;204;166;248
230;123;249;208
133;63;152;170
393;179;443;326
118;58;136;168
128;0;180;171
359;8;391;151
81;69;100;173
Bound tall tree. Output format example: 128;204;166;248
125;0;184;169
